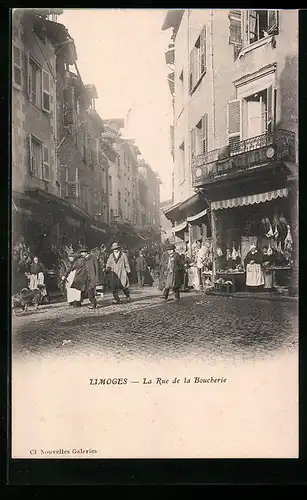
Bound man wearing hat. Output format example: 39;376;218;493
77;246;100;309
159;243;184;301
106;243;131;303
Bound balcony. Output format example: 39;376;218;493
192;129;296;188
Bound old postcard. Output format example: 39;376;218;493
11;8;298;460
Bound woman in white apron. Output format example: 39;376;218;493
61;255;82;306
244;244;264;291
29;256;47;297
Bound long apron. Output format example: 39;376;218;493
246;263;264;287
66;269;81;303
29;272;47;296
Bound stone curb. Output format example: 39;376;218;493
206;291;298;303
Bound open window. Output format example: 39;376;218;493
42;69;51;113
243;85;275;139
28;55;42;107
65;167;79;201
246;10;279;45
29;135;52;181
189;25;207;94
195;114;209;155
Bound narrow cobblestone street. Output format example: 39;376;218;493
12;286;298;362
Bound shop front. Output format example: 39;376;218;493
211;188;294;294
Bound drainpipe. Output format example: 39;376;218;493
210;10;216;141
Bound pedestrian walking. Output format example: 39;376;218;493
135;251;147;287
159;244;184;301
78;247;100;309
106;242;131;303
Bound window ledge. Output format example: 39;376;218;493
189;68;207;95
238;35;274;58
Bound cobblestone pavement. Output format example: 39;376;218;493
12;286;298;362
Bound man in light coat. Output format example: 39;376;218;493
106;242;131;304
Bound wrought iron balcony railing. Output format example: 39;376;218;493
192;129;296;187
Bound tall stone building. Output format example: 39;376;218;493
162;9;298;293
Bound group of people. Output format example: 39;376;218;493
61;242;188;307
61;243;132;308
14;237;280;313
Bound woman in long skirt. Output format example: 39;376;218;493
244;244;264;291
29;256;48;298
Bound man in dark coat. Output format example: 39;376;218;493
76;247;99;309
135;251;147;287
159;244;184;300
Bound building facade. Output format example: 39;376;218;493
12;9;65;269
162;9;298;294
12;9;162;283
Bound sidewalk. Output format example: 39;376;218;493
206;290;298;303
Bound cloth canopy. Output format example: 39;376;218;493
211;188;288;211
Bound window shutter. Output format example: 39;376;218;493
267;85;276;134
190;128;196;164
248;10;258;42
229;10;242;59
29;134;34;174
42;145;50;180
63;87;75;126
200;26;207;75
227;99;241;154
27;53;31;97
42;69;51;112
76;168;80;199
201;114;208;154
87;135;92;164
189;49;194;93
13;44;22;89
65;167;77;200
268;10;279;35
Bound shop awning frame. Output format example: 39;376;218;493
172;220;188;234
187;208;208;223
211;188;288;211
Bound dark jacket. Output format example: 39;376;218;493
71;255;99;292
70;257;87;292
159;251;184;290
135;255;147;272
244;250;262;266
84;254;99;289
30;262;46;275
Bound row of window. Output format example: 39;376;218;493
177;83;276;183
183;10;279;97
13;44;52;114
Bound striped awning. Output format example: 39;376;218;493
187;208;208;223
90;224;107;234
172;220;188;233
211;188;288;211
